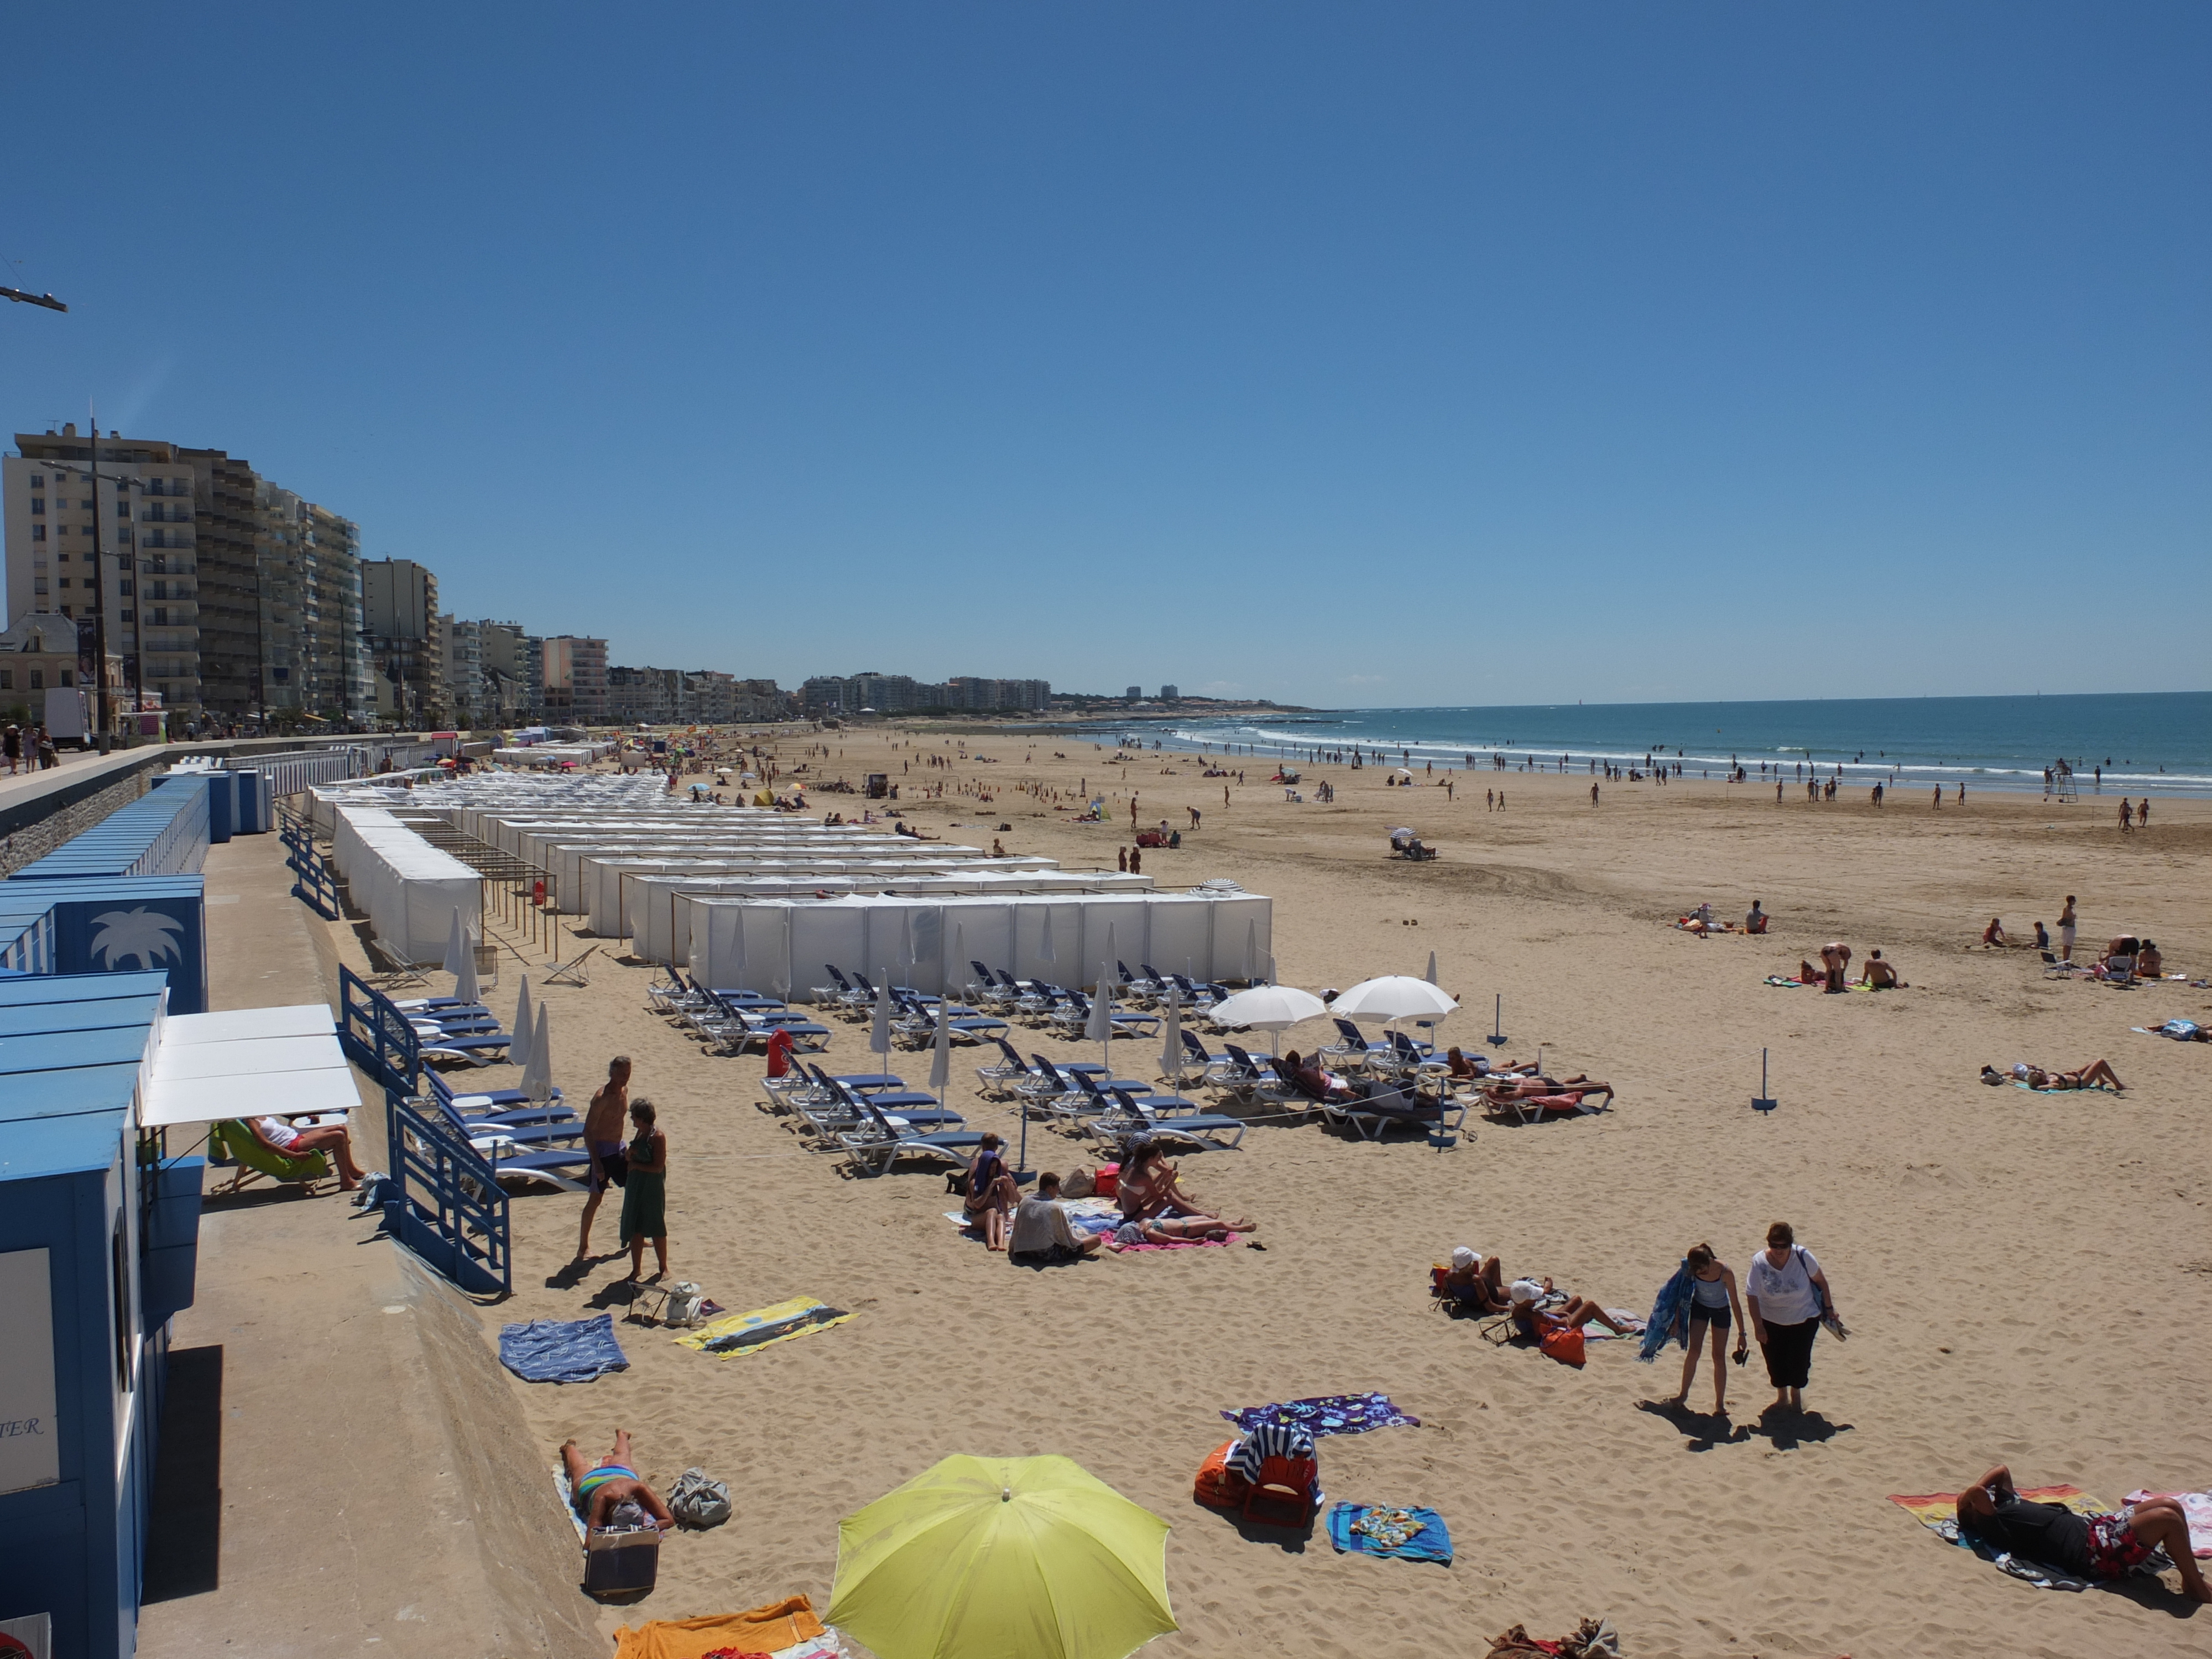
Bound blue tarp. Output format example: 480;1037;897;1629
499;1313;629;1384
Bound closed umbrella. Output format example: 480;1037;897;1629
1157;985;1183;1084
444;906;478;1005
929;1001;952;1105
870;979;893;1059
521;1001;554;1103
954;922;968;994
1086;955;1115;1068
1040;908;1056;978
509;975;535;1073
732;906;749;995
827;1454;1176;1659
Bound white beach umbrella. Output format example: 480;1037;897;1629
1425;951;1438;985
521;1001;554;1103
444;906;478;1005
1208;983;1328;1056
929;1001;953;1103
869;979;892;1058
509;976;535;1073
954;922;969;993
1040;908;1056;974
1329;975;1458;1022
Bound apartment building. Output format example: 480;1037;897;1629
801;672;1049;716
538;635;607;722
3;426;372;728
362;557;445;725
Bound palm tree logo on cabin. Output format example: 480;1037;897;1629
88;908;186;970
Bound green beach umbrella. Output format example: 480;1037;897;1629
827;1454;1176;1659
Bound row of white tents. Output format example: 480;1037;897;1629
312;775;1269;989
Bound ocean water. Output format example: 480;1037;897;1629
1098;692;2210;798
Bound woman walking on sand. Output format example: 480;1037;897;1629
1746;1222;1839;1415
620;1099;669;1283
2058;895;2077;964
1663;1243;1747;1415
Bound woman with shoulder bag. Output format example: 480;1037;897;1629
1745;1221;1839;1414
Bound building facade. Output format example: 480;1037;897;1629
538;635;607;722
4;427;371;729
801;672;1048;716
362;557;445;726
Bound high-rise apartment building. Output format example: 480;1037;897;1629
538;635;607;722
4;427;371;728
801;672;1046;716
1159;684;1179;701
362;557;445;725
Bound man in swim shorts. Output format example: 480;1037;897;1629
562;1428;675;1532
1957;1464;2208;1600
576;1055;632;1265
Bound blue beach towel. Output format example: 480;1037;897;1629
1638;1261;1692;1363
1223;1392;1420;1437
500;1313;629;1384
1327;1502;1453;1563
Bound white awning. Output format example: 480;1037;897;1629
139;1005;361;1129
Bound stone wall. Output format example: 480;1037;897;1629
0;770;150;877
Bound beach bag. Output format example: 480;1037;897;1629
669;1466;732;1528
1193;1441;1249;1510
1061;1167;1096;1198
1094;1163;1120;1199
663;1282;707;1327
1538;1324;1587;1367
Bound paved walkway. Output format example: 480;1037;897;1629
136;830;598;1658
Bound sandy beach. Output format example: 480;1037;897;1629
327;729;2211;1658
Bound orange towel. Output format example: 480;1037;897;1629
613;1595;826;1659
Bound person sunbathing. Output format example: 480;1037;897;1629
1509;1277;1630;1337
1116;1140;1255;1231
1956;1464;2209;1600
1484;1073;1612;1102
561;1429;675;1533
243;1114;367;1191
1444;1047;1491;1080
1282;1049;1355;1103
1113;1214;1238;1245
1999;1059;2126;1092
963;1134;1021;1251
1441;1246;1509;1311
1859;950;1906;989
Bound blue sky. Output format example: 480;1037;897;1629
3;4;2205;707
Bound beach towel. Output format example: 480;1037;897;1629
500;1314;629;1384
1109;1232;1237;1252
1223;1392;1421;1437
1762;976;1806;988
612;1597;833;1659
2126;1489;2212;1557
2011;1080;2118;1094
1327;1501;1453;1564
1226;1421;1316;1481
677;1296;855;1359
1887;1485;2146;1591
553;1467;588;1541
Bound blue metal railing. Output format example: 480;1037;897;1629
281;809;342;920
340;965;420;1094
385;1089;510;1296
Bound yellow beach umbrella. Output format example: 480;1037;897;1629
827;1455;1176;1659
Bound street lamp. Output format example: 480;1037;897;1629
1;286;67;312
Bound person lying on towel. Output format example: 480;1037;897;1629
562;1430;675;1534
1484;1073;1614;1104
1509;1278;1631;1339
1957;1465;2208;1600
1979;1060;2126;1092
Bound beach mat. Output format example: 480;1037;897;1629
677;1296;855;1359
553;1467;587;1542
500;1313;629;1384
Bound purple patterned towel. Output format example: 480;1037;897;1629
1222;1392;1420;1437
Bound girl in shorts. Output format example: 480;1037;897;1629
1665;1243;1747;1415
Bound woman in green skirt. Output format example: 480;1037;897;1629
619;1098;669;1282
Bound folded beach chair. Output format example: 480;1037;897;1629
209;1119;331;1195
